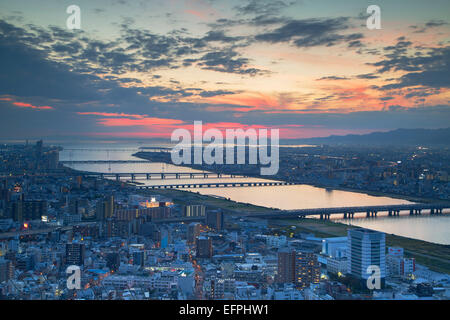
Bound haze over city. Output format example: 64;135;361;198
0;0;449;306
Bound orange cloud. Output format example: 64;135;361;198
13;102;53;110
97;117;185;127
77;112;145;118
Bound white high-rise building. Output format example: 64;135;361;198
347;229;386;282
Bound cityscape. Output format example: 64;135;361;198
0;140;448;300
0;0;449;306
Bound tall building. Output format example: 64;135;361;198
206;210;224;231
347;228;386;285
196;236;212;259
295;250;320;288
187;223;201;244
0;258;14;283
386;247;415;278
106;252;121;272
277;248;296;283
46;150;59;169
96;196;114;220
9;200;23;222
8;200;47;222
66;242;85;266
277;248;320;288
35;140;43;159
184;205;205;217
22;200;47;221
132;250;146;267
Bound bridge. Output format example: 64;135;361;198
137;181;298;189
244;203;450;220
0;222;97;240
61;160;151;164
80;171;250;181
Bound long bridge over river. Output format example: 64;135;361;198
136;181;298;189
60;160;150;165
244;203;450;220
80;171;251;181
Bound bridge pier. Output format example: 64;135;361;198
319;213;330;220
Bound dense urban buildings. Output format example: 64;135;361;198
0;142;448;300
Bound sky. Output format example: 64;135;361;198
0;0;449;141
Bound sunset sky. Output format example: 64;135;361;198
0;0;449;140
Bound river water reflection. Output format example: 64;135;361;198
60;143;449;244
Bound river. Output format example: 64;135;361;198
59;142;450;245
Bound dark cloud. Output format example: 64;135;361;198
374;46;450;90
196;50;268;76
356;73;379;79
0;19;264;77
317;76;350;81
254;17;364;48
0;40;99;101
198;90;236;98
410;20;449;33
235;0;295;16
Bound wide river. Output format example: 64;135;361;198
59;142;450;245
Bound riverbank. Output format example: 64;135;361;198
138;188;274;213
133;151;443;204
143;187;450;274
272;218;450;274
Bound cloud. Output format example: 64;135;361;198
374;46;450;90
12;102;53;110
196;50;268;75
254;17;364;48
235;0;295;16
410;20;449;33
317;76;350;81
356;73;379;79
76;112;145;118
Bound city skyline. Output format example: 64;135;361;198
0;0;449;140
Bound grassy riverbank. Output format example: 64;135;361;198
273;218;450;274
139;188;273;213
146;188;450;274
133;154;450;274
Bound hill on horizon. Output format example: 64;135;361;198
286;127;450;147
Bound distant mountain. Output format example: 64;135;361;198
288;128;450;147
